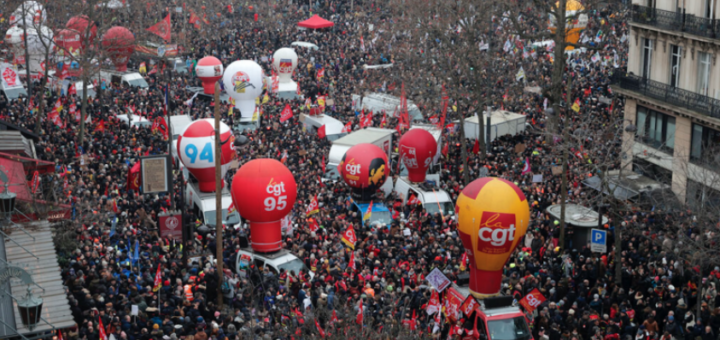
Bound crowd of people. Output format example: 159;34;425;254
2;1;719;340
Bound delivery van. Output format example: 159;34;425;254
350;201;393;227
100;69;149;88
462;110;527;141
185;178;240;228
352;93;423;122
235;248;314;279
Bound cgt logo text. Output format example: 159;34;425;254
266;178;286;197
345;161;361;176
476;212;517;254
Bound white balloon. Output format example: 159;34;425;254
272;48;298;84
9;1;47;27
5;25;54;73
222;60;264;118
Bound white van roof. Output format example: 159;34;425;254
201;194;233;211
291;41;319;50
332;128;393;146
466;110;526;124
167;115;193;135
303;114;345;135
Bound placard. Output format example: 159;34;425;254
426;268;451;292
532;174;543;183
326;99;334;106
159;211;183;240
141;155;172;194
514;143;526;154
298;150;307;156
551;166;563;175
131;305;139;316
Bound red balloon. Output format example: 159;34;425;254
399;129;437;182
101;27;135;72
338;143;388;201
195;56;223;95
66;15;97;48
231;159;297;253
55;29;83;58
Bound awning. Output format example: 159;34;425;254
0;151;55;175
0;221;74;338
297;15;334;29
582;175;639;201
0;156;31;201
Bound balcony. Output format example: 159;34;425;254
612;73;720;120
631;4;720;40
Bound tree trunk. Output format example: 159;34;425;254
459;113;470;185
21;4;32;110
559;74;572;251
615;218;622;285
547;0;567;144
79;77;88;146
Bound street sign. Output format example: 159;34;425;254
590;229;607;253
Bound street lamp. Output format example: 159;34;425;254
16;287;43;331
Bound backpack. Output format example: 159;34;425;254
222;281;231;295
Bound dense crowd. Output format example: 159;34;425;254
2;1;720;340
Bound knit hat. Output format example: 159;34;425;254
153;324;160;330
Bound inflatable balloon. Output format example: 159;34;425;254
399;129;437;183
456;177;529;298
231;159;297;253
5;25;54;73
338;143;388;201
195;56;224;95
222;60;264;118
55;29;83;59
101;26;135;72
9;1;46;27
271;48;298;84
177;119;236;192
66;15;98;48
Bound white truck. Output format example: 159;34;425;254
326;128;395;196
352;93;424;122
99;69;149;89
185;177;240;228
393;174;454;215
301;113;346;141
462;110;527;141
235;248;313;279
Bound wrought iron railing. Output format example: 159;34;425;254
612;73;720;120
631;5;719;39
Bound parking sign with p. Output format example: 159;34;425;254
590;229;607;253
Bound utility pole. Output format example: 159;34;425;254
20;3;32;109
558;75;573;251
213;82;224;309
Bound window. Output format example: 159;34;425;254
706;0;713;18
636;106;676;152
642;38;653;78
687;179;720;212
690;123;720;164
698;52;711;96
670;45;681;88
633;158;673;185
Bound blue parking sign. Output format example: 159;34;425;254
590;229;607;253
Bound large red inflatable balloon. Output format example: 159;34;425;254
231;159;297;253
338;143;388;201
399;129;437;182
195;56;223;94
55;29;82;58
101;26;135;72
66;15;97;48
177;119;236;192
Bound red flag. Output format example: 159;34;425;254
112;199;119;213
68;83;76;96
318;124;327;139
315;320;326;338
308;217;319;232
147;13;172;41
280;150;288;164
280;104;293;122
519;288;546;313
94;120;106;133
70;103;79;121
380;111;387;127
306;195;320;216
426;290;441;314
317;67;325;79
341;226;357;249
361;111;373;128
331;310;339;325
29;171;40;194
521;157;532;175
189;11;199;24
98;317;108;340
438;85;449;129
349;252;357;271
127;162;141;191
152;260;162;292
155;116;169;140
472;139;480;155
356;299;364;325
321;155;326;174
442;142;449;157
341;122;352;133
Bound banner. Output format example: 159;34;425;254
0;63;21;88
159;212;182;240
519;288;546;313
443;287;465;322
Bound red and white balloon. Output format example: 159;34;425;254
177;119;236;192
195;56;223;95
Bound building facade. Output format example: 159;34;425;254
616;0;720;207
